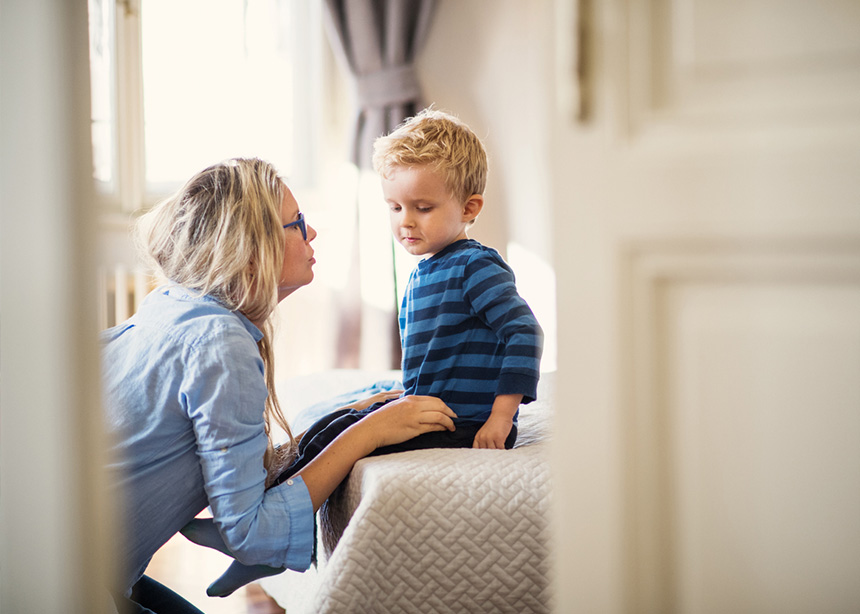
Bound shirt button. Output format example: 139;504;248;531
286;479;294;486
220;447;228;453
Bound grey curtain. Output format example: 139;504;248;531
323;0;438;169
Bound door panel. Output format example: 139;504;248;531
629;0;860;130
665;281;860;613
550;0;860;612
625;242;860;612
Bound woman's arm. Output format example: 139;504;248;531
294;388;405;441
293;394;456;510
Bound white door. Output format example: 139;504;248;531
551;1;860;612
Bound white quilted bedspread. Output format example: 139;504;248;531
261;371;554;614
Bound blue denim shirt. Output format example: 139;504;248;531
101;286;314;593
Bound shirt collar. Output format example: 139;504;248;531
158;284;264;342
419;239;474;268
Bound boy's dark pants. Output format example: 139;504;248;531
272;401;517;488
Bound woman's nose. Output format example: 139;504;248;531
306;223;318;242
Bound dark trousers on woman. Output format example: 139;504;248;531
113;575;205;614
271;401;517;488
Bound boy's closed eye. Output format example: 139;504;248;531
405;203;435;213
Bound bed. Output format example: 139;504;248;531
261;369;555;613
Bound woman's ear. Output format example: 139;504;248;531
463;194;484;223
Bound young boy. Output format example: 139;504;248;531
184;109;543;596
373;107;544;449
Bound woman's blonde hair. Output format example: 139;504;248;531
372;108;488;204
136;157;294;463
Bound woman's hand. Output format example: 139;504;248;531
337;389;404;412
292;395;455;511
359;395;457;449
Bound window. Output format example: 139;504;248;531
88;0;356;378
88;0;326;212
88;0;118;192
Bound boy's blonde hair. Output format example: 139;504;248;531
136;157;294;460
372;108;488;203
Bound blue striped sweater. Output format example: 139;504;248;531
399;239;543;425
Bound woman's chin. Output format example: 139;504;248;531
278;275;314;302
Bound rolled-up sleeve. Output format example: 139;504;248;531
261;476;315;569
184;326;315;571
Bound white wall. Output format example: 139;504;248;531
418;0;557;369
419;0;554;261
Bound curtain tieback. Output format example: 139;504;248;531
354;64;421;109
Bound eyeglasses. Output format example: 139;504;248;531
282;212;307;240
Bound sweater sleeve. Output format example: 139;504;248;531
463;253;544;403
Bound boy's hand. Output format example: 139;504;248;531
472;413;513;449
473;393;522;449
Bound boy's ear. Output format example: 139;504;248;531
463;194;484;222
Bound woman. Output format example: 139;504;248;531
102;158;456;613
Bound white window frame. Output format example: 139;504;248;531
96;0;330;216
